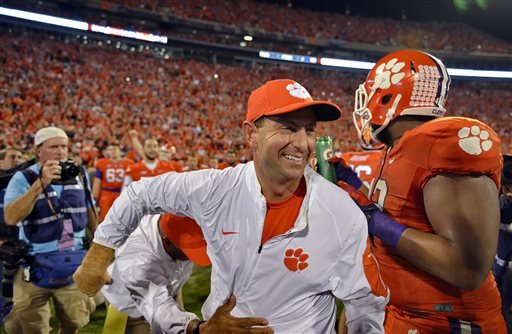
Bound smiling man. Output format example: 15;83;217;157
74;79;389;334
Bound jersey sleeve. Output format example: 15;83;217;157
404;118;502;189
94;159;106;179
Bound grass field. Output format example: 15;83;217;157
1;265;343;333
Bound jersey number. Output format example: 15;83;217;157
373;179;388;208
105;168;125;183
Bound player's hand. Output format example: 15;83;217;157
73;242;114;296
40;160;62;187
328;156;362;189
200;295;273;334
337;181;406;249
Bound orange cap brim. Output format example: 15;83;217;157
250;100;341;122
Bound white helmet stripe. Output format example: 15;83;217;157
428;53;450;107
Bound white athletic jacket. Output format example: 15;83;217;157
101;215;198;334
95;162;388;333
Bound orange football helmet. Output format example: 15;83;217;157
354;49;451;146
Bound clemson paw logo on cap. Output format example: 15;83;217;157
284;248;309;272
286;82;312;100
458;125;493;155
372;58;406;90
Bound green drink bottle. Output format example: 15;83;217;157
315;136;337;184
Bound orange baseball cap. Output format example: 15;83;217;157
159;214;211;267
246;79;341;122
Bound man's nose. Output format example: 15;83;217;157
291;128;310;150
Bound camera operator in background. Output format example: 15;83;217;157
494;154;512;332
3;127;98;334
0;148;24;320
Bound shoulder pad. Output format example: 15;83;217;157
399;117;502;187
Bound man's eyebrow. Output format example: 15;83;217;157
272;117;316;128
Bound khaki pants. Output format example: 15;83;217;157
4;269;91;334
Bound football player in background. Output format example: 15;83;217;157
341;49;505;332
123;137;176;188
92;143;133;221
341;150;384;190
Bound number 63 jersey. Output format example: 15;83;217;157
369;117;503;323
94;157;134;220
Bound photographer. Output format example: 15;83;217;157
3;127;97;334
494;154;512;333
0;148;24;318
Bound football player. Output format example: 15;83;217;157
345;49;506;332
92;143;133;221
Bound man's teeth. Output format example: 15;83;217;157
284;154;302;161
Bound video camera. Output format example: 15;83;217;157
0;158;36;189
52;159;81;185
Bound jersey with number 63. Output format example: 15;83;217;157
95;158;134;221
95;158;134;191
370;117;502;322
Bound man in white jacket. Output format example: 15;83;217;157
74;79;390;334
101;214;210;334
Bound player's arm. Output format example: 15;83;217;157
92;176;101;201
397;174;500;290
129;130;144;160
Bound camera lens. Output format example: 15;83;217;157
64;161;80;178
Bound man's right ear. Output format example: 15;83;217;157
243;121;258;147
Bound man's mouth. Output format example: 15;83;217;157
283;154;303;162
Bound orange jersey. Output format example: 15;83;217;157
95;158;134;221
369;117;503;327
125;160;176;182
342;150;384;189
95;158;134;191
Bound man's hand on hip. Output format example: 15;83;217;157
195;295;274;334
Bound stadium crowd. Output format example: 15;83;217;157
1;29;511;171
104;0;512;53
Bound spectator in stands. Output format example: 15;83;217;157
102;214;210;334
493;154;512;332
159;145;184;172
3;127;97;334
74;78;389;333
184;155;199;171
221;149;239;169
207;156;219;169
92;143;134;221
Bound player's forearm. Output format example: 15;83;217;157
4;181;43;225
396;229;491;290
130;136;144;159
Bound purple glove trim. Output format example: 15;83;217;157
334;163;363;189
368;210;407;248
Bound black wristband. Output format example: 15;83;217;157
192;320;206;334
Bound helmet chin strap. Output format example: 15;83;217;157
371;93;402;141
